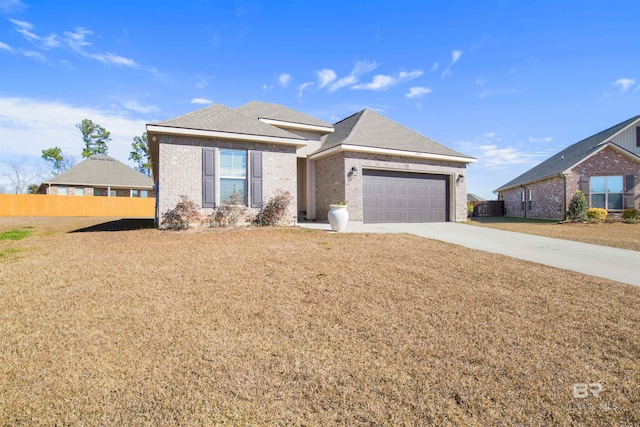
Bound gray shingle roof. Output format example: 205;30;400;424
467;193;486;202
153;103;304;140
495;115;640;192
315;109;474;159
43;155;154;188
236;101;333;129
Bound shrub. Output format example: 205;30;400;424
623;208;639;220
256;189;293;226
467;201;474;217
208;189;248;227
587;208;608;221
567;190;587;222
161;195;201;230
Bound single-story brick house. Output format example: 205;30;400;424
495;115;640;219
146;101;475;226
39;154;155;198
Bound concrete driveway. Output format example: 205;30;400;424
299;222;640;287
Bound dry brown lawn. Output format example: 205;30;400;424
1;217;639;426
469;217;640;252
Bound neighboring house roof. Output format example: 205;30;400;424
467;193;486;202
236;101;333;129
151;103;304;140
312;109;475;161
42;155;154;189
495;115;640;192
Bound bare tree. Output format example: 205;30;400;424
0;159;46;194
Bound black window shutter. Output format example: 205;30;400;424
636;126;640;148
202;148;216;208
625;174;635;209
579;176;590;200
250;151;263;208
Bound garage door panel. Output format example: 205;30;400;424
362;170;448;223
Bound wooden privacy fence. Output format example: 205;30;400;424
0;194;155;217
473;200;505;217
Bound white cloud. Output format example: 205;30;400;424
529;136;553;143
324;60;379;92
353;69;423;90
451;50;463;64
430;62;439;72
475;77;487;86
613;78;636;93
441;68;451;78
329;75;357;92
298;82;314;99
195;74;211;89
0;41;12;51
316;69;337;89
0;0;27;14
190;98;213;105
405;86;432;98
457;134;549;170
63;27;93;52
92;52;137;68
0;97;147;165
351;60;379;76
122;100;159;114
278;73;291;87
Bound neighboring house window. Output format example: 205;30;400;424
219;149;247;204
94;188;106;196
521;190;525;211
131;189;139;197
58;186;68;195
527;189;532;211
109;189;116;197
74;187;83;196
140;190;148;198
590;176;623;210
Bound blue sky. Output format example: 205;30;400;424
1;0;639;198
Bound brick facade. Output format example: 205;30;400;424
500;146;640;220
157;134;297;225
314;151;468;222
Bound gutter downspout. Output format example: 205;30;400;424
561;174;567;221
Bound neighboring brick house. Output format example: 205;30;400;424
39;155;155;198
147;101;475;227
495;115;640;220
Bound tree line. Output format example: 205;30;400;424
1;119;150;194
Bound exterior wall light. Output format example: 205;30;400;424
457;173;465;184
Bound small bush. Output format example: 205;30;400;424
622;208;639;220
587;208;608;221
567;190;588;222
256;189;293;226
467;201;474;217
208;189;248;227
161;195;201;230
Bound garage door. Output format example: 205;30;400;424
362;169;449;223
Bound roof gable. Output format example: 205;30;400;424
496;115;640;192
316;109;473;159
44;155;153;188
236;101;332;129
153;103;303;140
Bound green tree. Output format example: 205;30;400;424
27;184;40;194
567;190;588;222
129;132;151;176
41;146;74;176
77;119;111;158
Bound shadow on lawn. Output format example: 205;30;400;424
470;216;560;225
71;219;156;233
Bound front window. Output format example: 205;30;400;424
590;176;623;210
58;186;68;195
219;149;247;204
74;187;83;196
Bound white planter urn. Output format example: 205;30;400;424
328;204;349;232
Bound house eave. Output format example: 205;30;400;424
258;118;334;134
146;124;309;147
309;144;476;163
560;141;640;175
41;181;154;189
